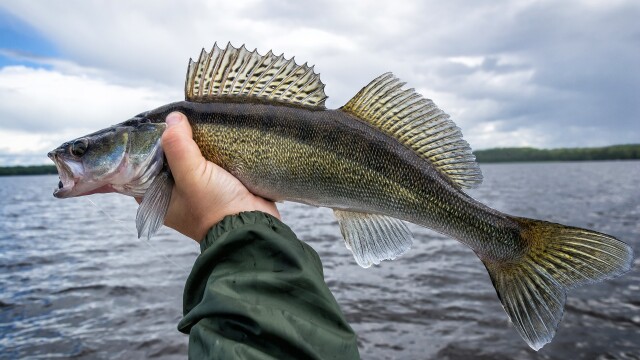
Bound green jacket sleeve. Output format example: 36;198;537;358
177;211;361;360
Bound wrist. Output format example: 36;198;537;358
194;201;280;243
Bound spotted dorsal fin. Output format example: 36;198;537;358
341;73;482;189
185;43;327;108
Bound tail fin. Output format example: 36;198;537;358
483;217;633;351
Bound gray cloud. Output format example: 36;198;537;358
0;0;638;166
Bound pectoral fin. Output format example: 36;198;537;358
334;210;412;268
136;170;174;239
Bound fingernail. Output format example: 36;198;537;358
166;112;183;127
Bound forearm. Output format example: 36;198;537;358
178;211;360;359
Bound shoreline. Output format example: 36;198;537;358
2;144;639;176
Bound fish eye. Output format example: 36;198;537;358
70;139;88;157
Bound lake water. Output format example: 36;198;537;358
1;161;639;359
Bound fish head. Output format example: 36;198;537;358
48;117;166;198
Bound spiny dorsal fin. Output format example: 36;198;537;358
185;43;328;108
341;73;482;189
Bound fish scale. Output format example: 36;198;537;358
48;43;633;351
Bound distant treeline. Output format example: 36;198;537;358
1;144;639;175
0;165;57;176
474;144;640;163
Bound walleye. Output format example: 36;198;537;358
48;43;633;350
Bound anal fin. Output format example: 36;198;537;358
334;210;412;268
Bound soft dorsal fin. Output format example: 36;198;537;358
341;73;482;189
185;43;328;108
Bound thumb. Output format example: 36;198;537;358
162;112;204;185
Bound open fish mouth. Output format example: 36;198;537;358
48;153;78;198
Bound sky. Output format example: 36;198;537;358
0;0;638;165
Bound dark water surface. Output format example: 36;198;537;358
1;161;639;359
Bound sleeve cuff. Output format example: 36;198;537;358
199;211;293;252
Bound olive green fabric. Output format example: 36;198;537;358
178;211;360;359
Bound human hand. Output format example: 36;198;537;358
152;111;280;242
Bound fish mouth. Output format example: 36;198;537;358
48;152;78;198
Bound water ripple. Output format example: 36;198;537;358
1;161;639;359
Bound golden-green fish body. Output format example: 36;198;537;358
145;101;523;262
48;43;633;351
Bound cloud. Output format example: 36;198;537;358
0;0;638;165
0;65;177;131
0;65;178;164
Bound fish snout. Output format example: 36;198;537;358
48;147;66;161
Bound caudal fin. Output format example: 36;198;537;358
483;217;633;350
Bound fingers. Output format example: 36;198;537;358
162;112;204;186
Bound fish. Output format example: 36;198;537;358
48;43;633;350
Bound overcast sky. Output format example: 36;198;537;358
0;0;638;165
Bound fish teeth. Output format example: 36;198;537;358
52;158;77;195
